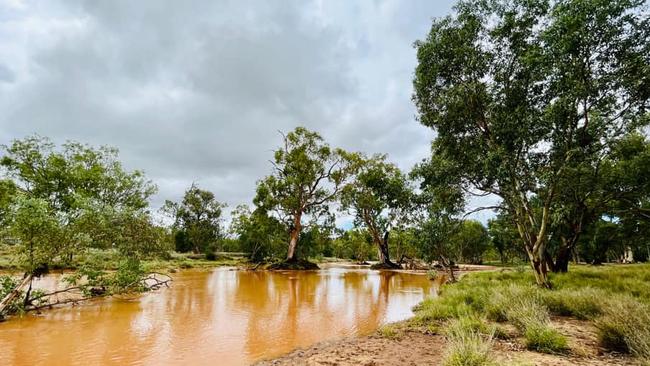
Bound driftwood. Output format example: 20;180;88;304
141;273;172;290
1;272;173;318
0;274;32;318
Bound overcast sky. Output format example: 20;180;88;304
0;0;497;224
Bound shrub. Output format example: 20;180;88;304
443;319;495;366
427;269;438;281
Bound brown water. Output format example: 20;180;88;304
0;265;435;366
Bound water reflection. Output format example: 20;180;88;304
0;266;434;366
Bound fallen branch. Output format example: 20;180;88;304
0;274;32;317
142;273;173;290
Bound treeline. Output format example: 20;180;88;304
165;0;650;283
0;0;648;293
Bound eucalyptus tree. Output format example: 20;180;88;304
413;0;649;287
340;154;412;268
547;132;650;271
254;127;357;263
164;184;225;254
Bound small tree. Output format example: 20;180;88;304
164;184;225;254
254;127;356;263
340;154;412;268
451;220;490;264
230;204;287;262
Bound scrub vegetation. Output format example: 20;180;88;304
408;265;650;364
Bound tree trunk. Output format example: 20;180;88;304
371;231;400;268
514;204;552;288
554;244;572;273
377;231;391;264
286;213;302;262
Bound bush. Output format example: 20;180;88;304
443;319;495;366
427;269;439;281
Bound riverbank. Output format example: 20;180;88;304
256;264;650;366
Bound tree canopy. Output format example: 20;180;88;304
413;0;650;286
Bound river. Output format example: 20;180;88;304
0;264;435;365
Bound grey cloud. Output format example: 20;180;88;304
0;0;481;222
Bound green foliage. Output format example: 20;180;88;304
332;228;375;262
523;323;568;354
340;154;412;264
0;275;19;312
488;214;527;264
254;127;357;261
0;136;167;308
164;184;225;254
413;0;650;285
451;220;490;264
1;136;155;212
7;196;63;274
0;179;17;227
112;258;146;292
230;205;287;262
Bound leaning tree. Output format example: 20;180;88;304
340;154;412;269
413;0;649;287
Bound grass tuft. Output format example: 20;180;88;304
378;324;402;339
596;297;650;360
443;319;495;366
523;323;569;353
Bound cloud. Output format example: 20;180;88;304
0;0;483;224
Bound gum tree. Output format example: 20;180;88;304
340;154;412;268
413;0;649;287
254;127;356;263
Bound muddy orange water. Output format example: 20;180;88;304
0;265;435;366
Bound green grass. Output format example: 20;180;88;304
443;319;495;366
523;323;568;353
411;264;650;360
595;297;650;361
378;323;403;339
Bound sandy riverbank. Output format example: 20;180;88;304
254;316;636;366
